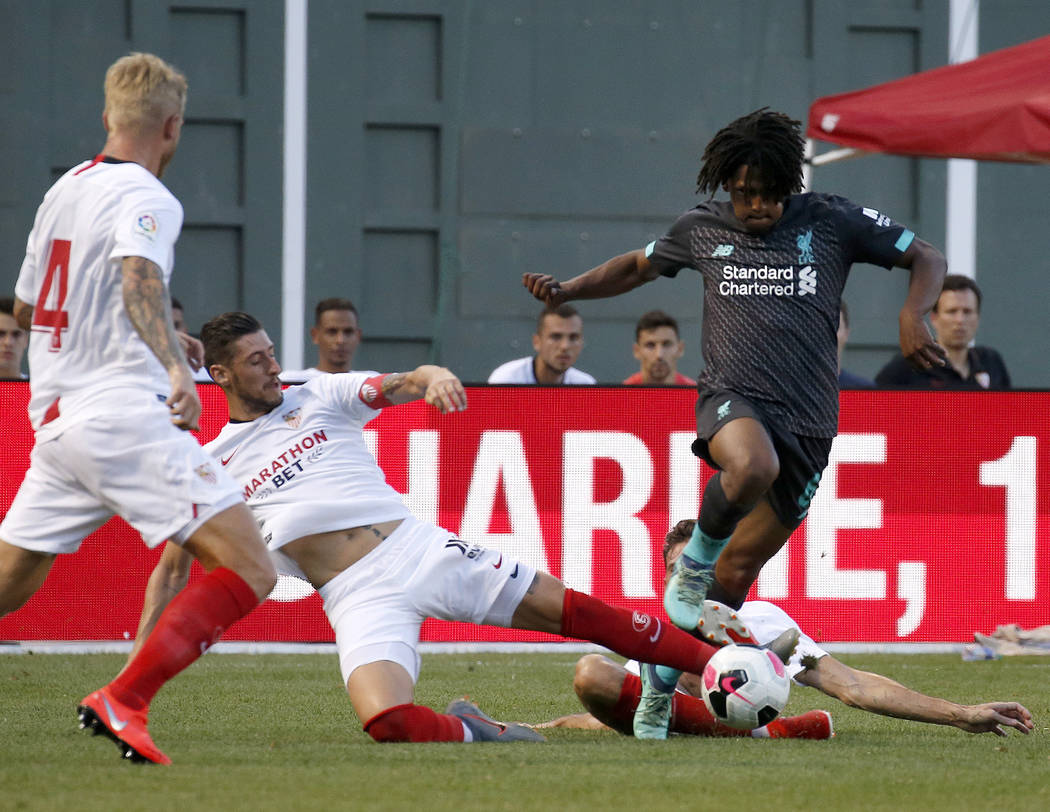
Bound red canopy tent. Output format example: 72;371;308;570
807;34;1050;164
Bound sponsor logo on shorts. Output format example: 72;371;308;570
195;463;217;484
283;408;303;429
717;400;732;420
492;553;503;569
510;564;520;579
444;538;484;559
134;212;158;241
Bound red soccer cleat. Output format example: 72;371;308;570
696;601;761;646
77;687;172;765
764;709;834;740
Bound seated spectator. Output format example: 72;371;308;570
171;296;210;382
623;310;695;386
837;300;874;388
488;304;595;384
875;275;1010;389
281;297;362;382
0;297;28;380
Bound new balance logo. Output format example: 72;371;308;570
717;400;732;420
798;265;817;296
712;244;735;258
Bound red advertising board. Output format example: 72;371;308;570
1;382;1047;643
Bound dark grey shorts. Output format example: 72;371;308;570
692;389;833;530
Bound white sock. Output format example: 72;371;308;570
750;725;770;738
460;721;473;743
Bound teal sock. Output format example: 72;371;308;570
653;665;682;689
682;521;729;566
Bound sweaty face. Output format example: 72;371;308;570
633;326;684;384
727;165;784;235
223;330;284;415
930;289;979;352
533;314;584;374
311;309;360;372
0;312;27;375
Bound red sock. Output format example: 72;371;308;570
560;589;717;674
364;703;466;742
614;672;747;738
671;692;749;737
110;567;260;710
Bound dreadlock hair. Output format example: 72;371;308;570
695;108;805;201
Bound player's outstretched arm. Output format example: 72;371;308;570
122;255;200;430
125;541;193;662
378;365;467;413
800;655;1033;735
523;249;660;307
894;237;948;371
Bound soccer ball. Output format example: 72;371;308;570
701;644;791;730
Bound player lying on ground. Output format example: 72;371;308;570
132;312;797;744
538;520;1033;739
0;53;276;766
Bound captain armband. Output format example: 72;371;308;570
358;374;394;410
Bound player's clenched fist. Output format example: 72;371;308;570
522;273;567;307
424;369;467;414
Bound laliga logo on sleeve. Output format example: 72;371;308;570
134;213;158;241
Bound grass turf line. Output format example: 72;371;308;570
0;652;1047;811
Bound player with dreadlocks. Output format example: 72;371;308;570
522;108;948;739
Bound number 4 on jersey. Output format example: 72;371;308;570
34;238;71;350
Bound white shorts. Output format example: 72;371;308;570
0;394;243;553
318;515;536;686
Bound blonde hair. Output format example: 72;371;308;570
104;52;187;132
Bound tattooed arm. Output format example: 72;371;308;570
122;255;199;430
377;365;467;414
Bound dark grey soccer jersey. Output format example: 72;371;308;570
645;192;914;437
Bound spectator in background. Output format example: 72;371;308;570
0;297;29;380
875;275;1010;389
171;296;209;382
488;304;595;384
170;296;191;335
623;310;695;385
837;300;873;388
281;297;362;382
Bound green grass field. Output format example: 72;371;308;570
1;651;1047;811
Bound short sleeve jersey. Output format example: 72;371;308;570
15;157;184;429
645;193;914;437
205;373;411;551
487;356;597;384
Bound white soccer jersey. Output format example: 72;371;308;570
205;372;410;552
14;157;183;429
487;356;596;384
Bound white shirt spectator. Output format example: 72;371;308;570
488;356;596;385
